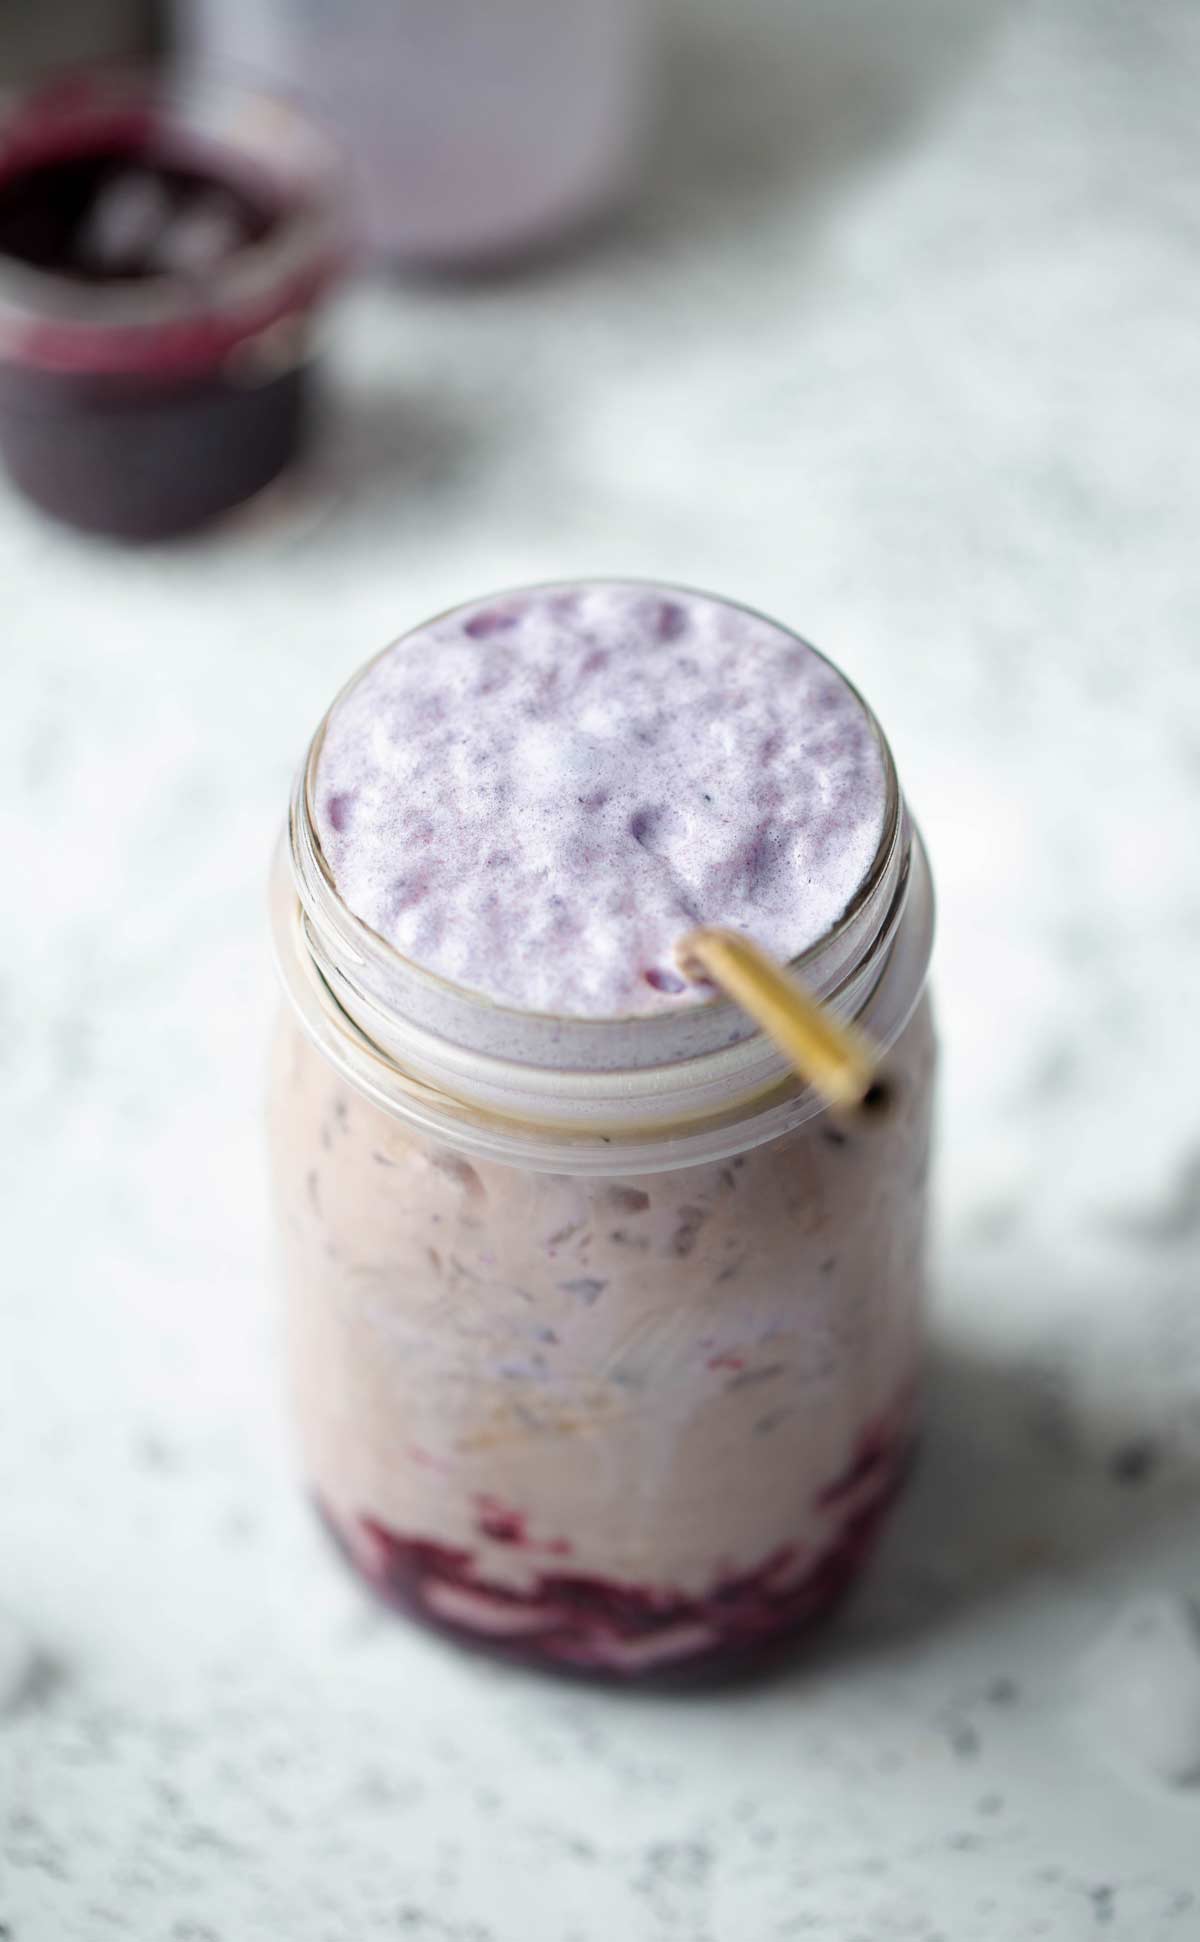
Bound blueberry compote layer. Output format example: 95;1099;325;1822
319;1408;913;1682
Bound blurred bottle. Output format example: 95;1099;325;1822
176;0;652;267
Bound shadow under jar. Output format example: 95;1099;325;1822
268;582;937;1683
0;69;346;539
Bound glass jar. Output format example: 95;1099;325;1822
268;603;936;1682
178;0;652;266
0;69;346;538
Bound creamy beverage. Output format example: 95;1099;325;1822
269;582;936;1679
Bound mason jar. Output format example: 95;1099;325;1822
267;584;936;1682
178;0;652;265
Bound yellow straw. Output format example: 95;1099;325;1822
677;926;878;1110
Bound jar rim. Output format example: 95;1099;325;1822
291;578;907;1073
271;828;934;1172
0;66;350;375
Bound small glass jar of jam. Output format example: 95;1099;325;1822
0;69;347;539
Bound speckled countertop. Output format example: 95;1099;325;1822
3;1;1200;1936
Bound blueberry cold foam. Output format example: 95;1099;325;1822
271;583;936;1680
313;583;890;1019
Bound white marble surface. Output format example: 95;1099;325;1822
3;1;1200;1935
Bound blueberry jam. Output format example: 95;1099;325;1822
0;149;276;282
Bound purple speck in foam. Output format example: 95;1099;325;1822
325;790;355;833
742;826;777;896
386;873;428;918
644;966;687;995
464;607;520;640
629;807;660;848
655;600;688;642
